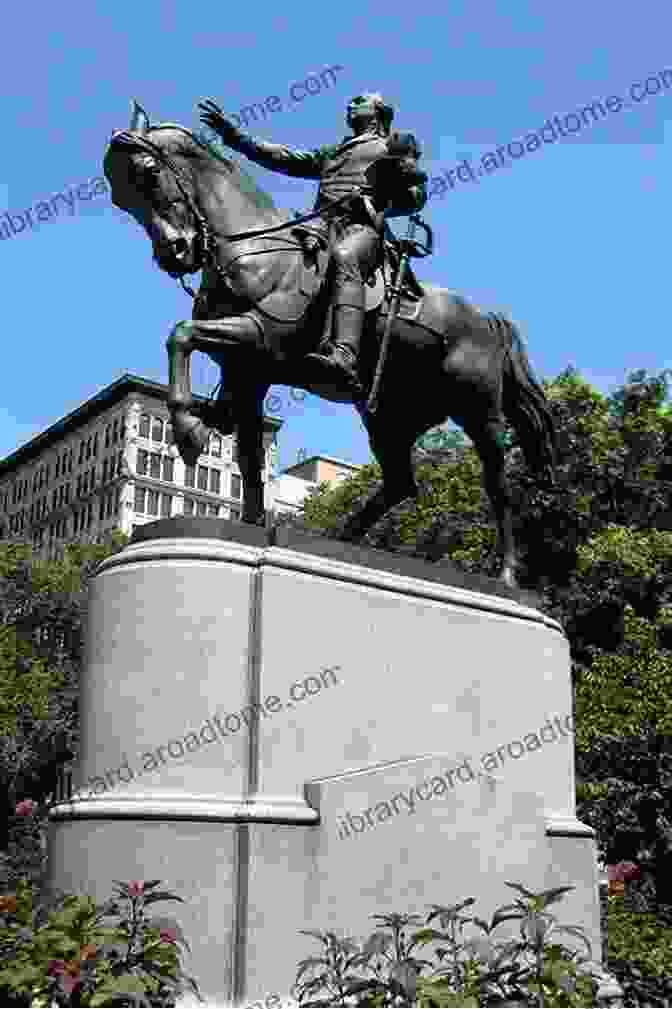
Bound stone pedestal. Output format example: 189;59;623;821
47;519;609;1006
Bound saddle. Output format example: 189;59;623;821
290;223;424;313
216;213;442;344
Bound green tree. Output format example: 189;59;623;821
0;532;129;888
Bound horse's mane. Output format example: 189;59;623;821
144;122;278;214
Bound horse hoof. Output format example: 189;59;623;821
172;410;209;466
336;524;363;543
242;513;266;527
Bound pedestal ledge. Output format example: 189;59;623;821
49;792;319;824
126;517;561;630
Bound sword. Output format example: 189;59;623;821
367;213;428;415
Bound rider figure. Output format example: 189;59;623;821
199;93;427;397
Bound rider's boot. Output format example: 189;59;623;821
306;282;365;398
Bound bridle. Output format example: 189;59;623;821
109;128;355;299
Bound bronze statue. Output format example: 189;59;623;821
198;93;427;399
104;98;556;587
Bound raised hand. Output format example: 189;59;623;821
197;99;243;146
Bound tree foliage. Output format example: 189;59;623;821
0;532;129;878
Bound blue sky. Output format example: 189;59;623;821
1;1;670;472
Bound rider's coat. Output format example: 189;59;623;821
233;128;427;223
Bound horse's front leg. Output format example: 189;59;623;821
166;322;206;466
338;419;418;541
166;316;262;468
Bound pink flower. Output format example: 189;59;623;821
619;861;641;881
159;927;179;945
47;958;82;994
608;861;640;883
126;880;145;898
14;798;36;817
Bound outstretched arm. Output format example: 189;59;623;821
198;99;322;179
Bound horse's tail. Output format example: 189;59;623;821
494;313;557;485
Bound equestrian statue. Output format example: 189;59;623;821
103;93;556;587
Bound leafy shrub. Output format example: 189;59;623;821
606;894;672;1007
0;878;201;1007
293;882;604;1007
0;798;49;898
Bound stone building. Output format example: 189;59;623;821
0;374;282;559
270;454;361;515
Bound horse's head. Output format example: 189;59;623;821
104;101;227;278
105;101;279;280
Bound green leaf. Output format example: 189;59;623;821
89;973;150;1007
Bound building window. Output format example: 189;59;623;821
106;491;115;518
162;457;174;482
183;497;194;516
134;487;146;514
232;437;238;463
147;490;159;516
150;454;161;479
104;425;110;449
136;450;147;476
197;466;208;491
90;466;96;487
197;501;207;516
230;505;241;521
87;503;93;528
102;459;109;482
209;469;221;495
231;474;242;499
139;414;150;439
93;432;99;456
117;449;124;474
55;457;60;480
165;423;174;445
78;442;85;465
112;419;119;444
210;436;221;458
152;419;163;443
99;497;105;521
208;504;219;517
161;493;171;518
184;465;195;488
86;437;91;460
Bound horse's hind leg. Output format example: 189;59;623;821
462;414;517;587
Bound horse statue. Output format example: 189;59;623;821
103;101;556;588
